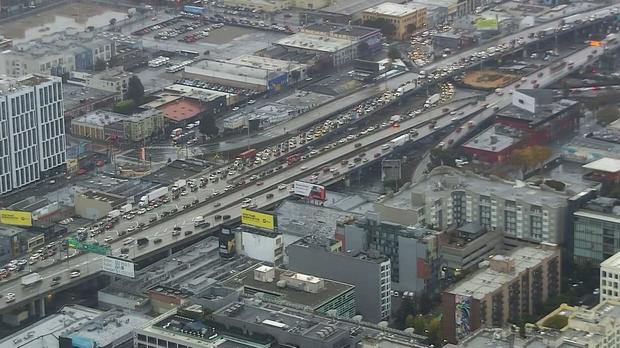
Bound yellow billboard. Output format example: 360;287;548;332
0;210;32;227
241;209;275;230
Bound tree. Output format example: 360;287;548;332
109;18;117;26
388;46;401;60
94;58;107;72
126;76;145;103
364;18;396;38
290;70;301;84
405;314;416;328
198;113;219;137
357;41;370;57
113;99;136;115
511;145;551;170
542;314;568;329
596;105;620;125
429;148;457;169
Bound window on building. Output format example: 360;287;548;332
504;210;517;235
530;215;543;240
147;336;156;344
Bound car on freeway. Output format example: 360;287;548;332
154;238;163;244
278;184;287;190
5;293;15;303
123;238;135;246
69;270;81;278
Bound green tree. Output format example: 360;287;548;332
596;105;620;125
388;46;401;60
126;76;145;103
429;148;457;168
113;99;136;115
109;18;117;26
405;314;416;328
198;113;219;137
94;58;107;72
542;314;568;329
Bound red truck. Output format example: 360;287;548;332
239;149;257;160
287;154;301;165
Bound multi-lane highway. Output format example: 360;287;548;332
212;3;620;152
1;38;613;309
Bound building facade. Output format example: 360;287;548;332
375;167;570;244
362;3;427;40
573;197;620;266
600;251;620;302
70;109;164;144
0;74;66;195
441;245;560;344
286;236;391;322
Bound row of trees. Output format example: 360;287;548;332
510;145;552;170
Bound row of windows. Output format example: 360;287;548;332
12;145;37;169
11;112;36;133
0;173;11;194
14;164;39;188
136;334;192;348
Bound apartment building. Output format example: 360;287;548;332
574;197;620;265
286;236;391;322
375;167;571;244
441;245;560;344
601;251;620;302
0;74;66;195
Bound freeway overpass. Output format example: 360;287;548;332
210;3;620;153
0;40;611;324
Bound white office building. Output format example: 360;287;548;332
601;251;620;302
0;74;66;194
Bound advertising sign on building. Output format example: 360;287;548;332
0;210;32;227
219;224;236;259
241;209;276;230
293;181;327;201
102;256;136;278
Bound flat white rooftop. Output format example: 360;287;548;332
582;157;620;173
602;250;620;269
363;2;419;17
276;32;353;53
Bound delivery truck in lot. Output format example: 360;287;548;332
389;134;411;147
121;203;133;213
21;273;42;286
425;94;440;106
139;187;168;207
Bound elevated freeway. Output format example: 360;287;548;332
0;40;612;317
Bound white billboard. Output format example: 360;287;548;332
512;90;536;113
293;181;326;201
102;256;136;278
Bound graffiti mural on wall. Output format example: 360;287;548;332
455;294;472;339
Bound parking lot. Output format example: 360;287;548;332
125;14;289;61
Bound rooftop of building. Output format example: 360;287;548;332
91;68;133;82
303;23;381;39
0;224;24;237
72;110;125;127
0;74;55;93
230;54;307;72
380;167;571;211
321;0;397;15
63;83;117;111
157;98;207;123
76;189;126;207
276;32;354;53
9;196;52;212
0;305;150;348
292;234;390;263
462;124;523;153
363;2;421;16
405;0;458;9
582;157;620;173
186;59;281;86
574;196;620;224
447;246;557;299
162;84;232;101
275;199;363;239
148;284;194;299
5;28;112;58
221;264;354;309
498;98;579;127
601;249;620;269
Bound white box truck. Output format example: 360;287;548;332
426;94;440;105
389;134;411;147
21;273;42;286
108;210;121;219
139;187;168;207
